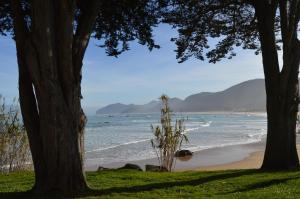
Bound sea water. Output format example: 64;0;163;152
84;113;267;165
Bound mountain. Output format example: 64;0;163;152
96;79;267;114
96;98;184;114
182;79;266;112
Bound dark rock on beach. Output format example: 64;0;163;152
118;163;143;171
97;166;110;171
175;150;193;157
145;164;168;172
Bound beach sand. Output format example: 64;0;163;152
85;140;266;171
85;139;300;172
197;144;300;171
196;151;263;171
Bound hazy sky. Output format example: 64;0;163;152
0;24;264;109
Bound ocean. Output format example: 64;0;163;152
84;113;267;165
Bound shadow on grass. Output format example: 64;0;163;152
1;169;293;198
0;191;33;199
222;176;300;195
78;169;258;197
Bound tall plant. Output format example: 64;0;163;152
151;95;188;171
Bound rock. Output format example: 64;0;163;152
175;150;193;157
119;163;142;171
145;165;168;172
177;155;192;161
97;166;110;171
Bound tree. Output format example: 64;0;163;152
162;0;300;169
0;0;159;195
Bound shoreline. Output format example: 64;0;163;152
195;151;263;171
196;143;300;171
84;112;268;171
85;140;266;171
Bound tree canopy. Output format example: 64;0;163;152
1;0;300;195
0;0;160;56
161;0;286;63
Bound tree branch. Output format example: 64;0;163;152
280;0;300;74
286;0;299;43
11;0;43;88
18;55;45;183
73;0;100;81
10;0;28;42
54;0;76;106
279;0;289;64
295;2;300;23
10;0;46;179
279;0;288;44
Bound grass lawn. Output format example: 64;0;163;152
1;169;300;198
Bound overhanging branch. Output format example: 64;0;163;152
73;0;100;80
10;0;28;42
11;0;41;86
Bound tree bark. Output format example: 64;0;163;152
10;0;95;195
255;1;300;170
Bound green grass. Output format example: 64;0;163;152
1;169;300;198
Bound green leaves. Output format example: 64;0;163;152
92;0;160;57
1;0;159;56
0;0;13;36
162;0;261;63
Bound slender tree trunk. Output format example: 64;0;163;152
18;55;46;191
255;1;300;170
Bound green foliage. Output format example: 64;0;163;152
0;0;159;56
93;0;160;56
0;0;12;36
2;169;300;198
151;95;188;171
0;96;31;173
161;0;282;63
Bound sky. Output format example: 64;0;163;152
0;24;265;112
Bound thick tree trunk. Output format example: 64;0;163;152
14;41;88;195
262;83;299;169
16;42;88;194
18;55;88;195
10;0;92;195
34;88;87;194
255;1;300;169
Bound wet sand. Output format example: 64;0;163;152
196;151;263;171
196;144;300;171
85;140;266;171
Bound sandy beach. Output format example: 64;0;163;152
198;144;300;171
85;138;300;171
196;151;263;171
85;140;267;171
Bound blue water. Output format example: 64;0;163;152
84;113;267;165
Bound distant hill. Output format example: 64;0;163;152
96;79;267;114
96;98;184;114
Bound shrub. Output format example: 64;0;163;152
0;96;31;173
151;95;188;171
